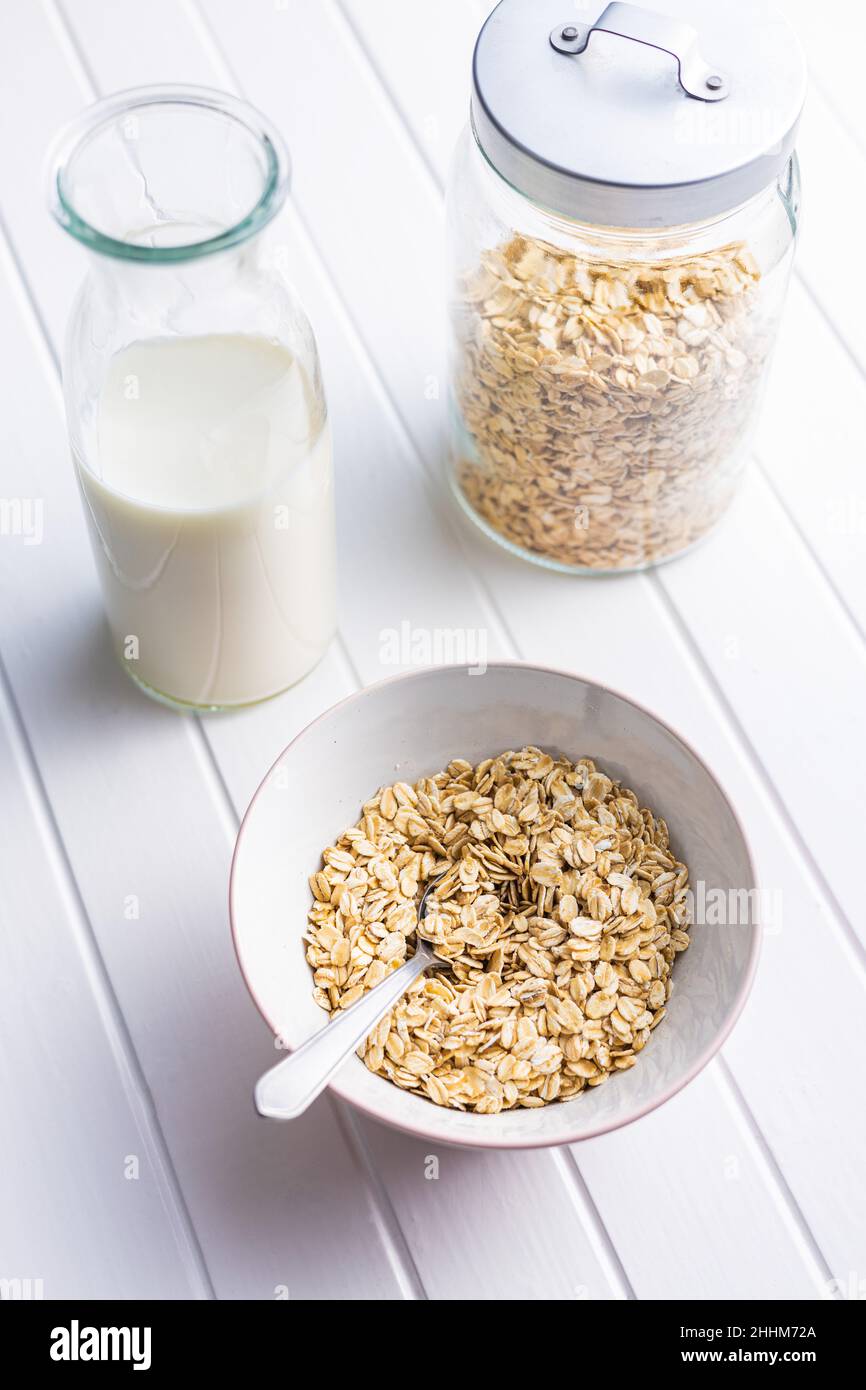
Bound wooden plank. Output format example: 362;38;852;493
792;96;866;374
335;0;486;183
755;285;866;639
0;671;203;1299
778;0;866;149
577;1062;828;1302
353;1116;630;1301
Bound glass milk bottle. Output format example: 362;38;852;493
48;86;336;709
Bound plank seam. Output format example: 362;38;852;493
792;268;866;407
329;1100;429;1300
713;1059;840;1298
550;1148;636;1300
800;75;866;205
45;0;100;98
333;0;444;193
0;647;216;1299
0;207;63;389
754;443;866;646
649;572;866;985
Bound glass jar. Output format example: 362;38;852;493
48;86;337;709
446;0;806;573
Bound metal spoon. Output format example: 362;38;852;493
255;876;444;1120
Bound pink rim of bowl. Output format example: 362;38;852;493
229;661;761;1150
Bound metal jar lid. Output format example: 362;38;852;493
471;0;807;227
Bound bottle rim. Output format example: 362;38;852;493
46;84;291;264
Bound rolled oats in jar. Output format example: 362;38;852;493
446;0;806;572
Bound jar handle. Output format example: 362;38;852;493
550;2;730;102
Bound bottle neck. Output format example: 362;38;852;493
86;240;264;336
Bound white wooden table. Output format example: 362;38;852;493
0;0;863;1302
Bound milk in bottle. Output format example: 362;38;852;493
77;332;336;708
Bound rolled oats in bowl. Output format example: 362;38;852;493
305;746;691;1114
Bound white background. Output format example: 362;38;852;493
0;0;863;1300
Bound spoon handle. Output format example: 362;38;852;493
255;949;432;1120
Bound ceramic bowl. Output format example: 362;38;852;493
230;663;759;1149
